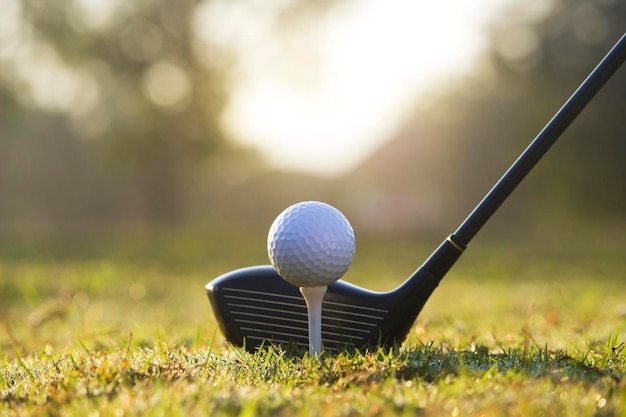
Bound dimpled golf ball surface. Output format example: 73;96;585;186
268;201;355;287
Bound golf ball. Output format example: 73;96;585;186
268;201;355;287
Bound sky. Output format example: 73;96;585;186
198;0;512;177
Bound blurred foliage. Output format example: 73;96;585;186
0;0;624;236
486;0;625;218
412;0;625;222
1;0;231;225
0;0;348;232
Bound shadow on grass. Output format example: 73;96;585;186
392;342;623;385
228;339;624;389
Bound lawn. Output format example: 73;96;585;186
1;225;625;416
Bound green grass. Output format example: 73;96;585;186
1;226;625;416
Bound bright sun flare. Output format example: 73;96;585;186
199;0;508;176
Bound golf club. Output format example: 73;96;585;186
206;33;626;353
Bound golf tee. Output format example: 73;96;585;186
299;286;328;357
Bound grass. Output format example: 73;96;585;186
1;340;624;416
1;225;625;416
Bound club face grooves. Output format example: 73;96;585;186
206;266;395;352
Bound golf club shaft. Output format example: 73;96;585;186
454;32;626;246
411;33;625;300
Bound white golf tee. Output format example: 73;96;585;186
299;286;327;356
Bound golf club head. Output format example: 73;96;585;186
206;239;462;353
206;267;411;352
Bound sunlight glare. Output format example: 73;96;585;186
204;0;507;176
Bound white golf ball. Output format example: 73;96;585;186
268;201;355;287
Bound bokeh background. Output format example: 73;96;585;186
0;0;625;361
0;0;624;248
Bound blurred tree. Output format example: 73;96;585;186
4;0;229;224
0;0;345;230
486;0;625;218
416;0;625;224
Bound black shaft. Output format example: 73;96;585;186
453;33;626;246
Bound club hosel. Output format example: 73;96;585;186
400;234;466;294
396;235;466;303
386;235;466;344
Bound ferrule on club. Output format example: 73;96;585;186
446;234;466;253
299;286;327;357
